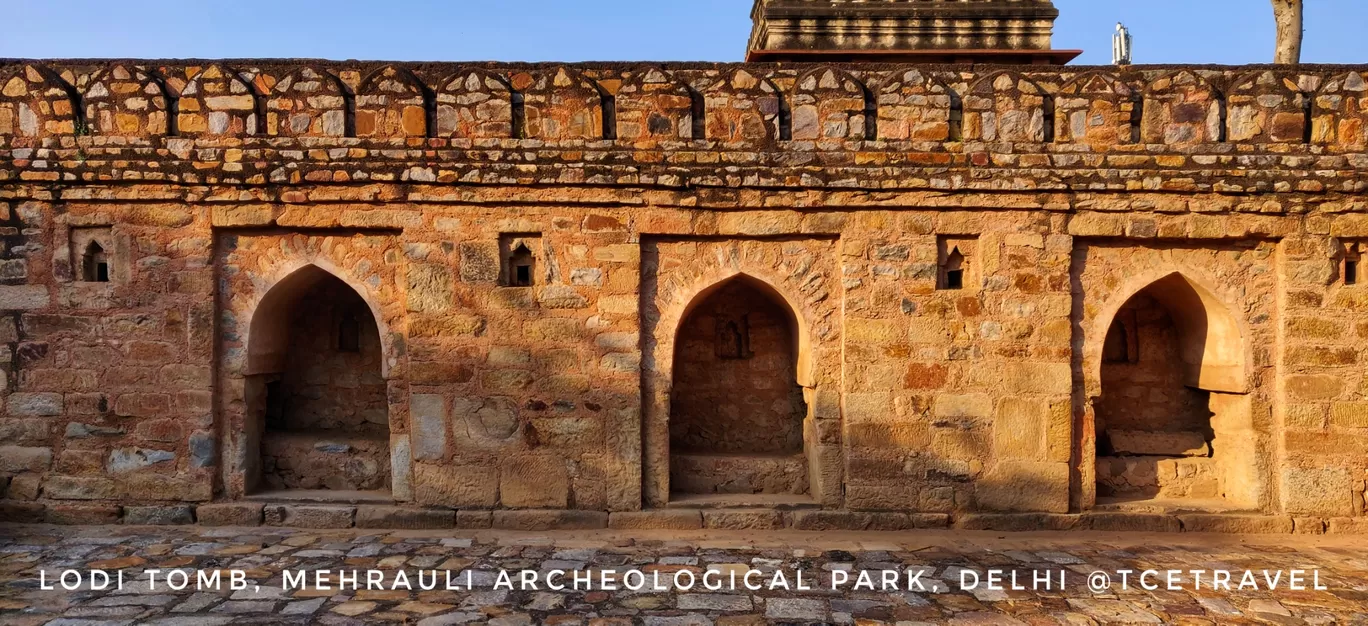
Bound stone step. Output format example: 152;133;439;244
246;489;395;505
665;493;819;510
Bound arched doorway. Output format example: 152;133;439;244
669;275;809;498
1093;273;1256;510
244;265;391;495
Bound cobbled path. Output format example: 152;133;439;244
1;524;1366;625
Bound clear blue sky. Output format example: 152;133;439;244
2;1;1363;66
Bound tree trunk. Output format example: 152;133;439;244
1272;0;1303;64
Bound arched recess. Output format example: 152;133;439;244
874;69;958;142
668;273;813;499
1055;71;1138;147
356;65;431;139
964;71;1055;143
236;263;397;498
80;65;172;137
1313;71;1367;149
1141;70;1226;145
0;64;80;139
615;68;695;146
169;64;265;137
699;69;782;147
267;67;352;138
1228;70;1305;144
792;67;874;141
434;68;514;139
1086;271;1260;512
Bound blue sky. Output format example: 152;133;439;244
2;1;1363;66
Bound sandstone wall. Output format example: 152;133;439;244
1;60;1367;529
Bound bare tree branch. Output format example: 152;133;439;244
1272;0;1303;64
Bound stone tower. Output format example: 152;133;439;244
747;0;1080;64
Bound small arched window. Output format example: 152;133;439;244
509;243;535;287
81;241;110;283
941;247;965;290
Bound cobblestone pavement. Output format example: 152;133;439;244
1;524;1366;625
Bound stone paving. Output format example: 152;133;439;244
0;524;1366;625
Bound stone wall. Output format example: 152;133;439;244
1;59;1368;532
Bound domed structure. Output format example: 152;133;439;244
747;0;1080;64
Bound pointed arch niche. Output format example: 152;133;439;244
241;264;392;497
669;274;810;498
641;237;843;510
1089;272;1259;512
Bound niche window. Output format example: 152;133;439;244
81;242;109;283
499;233;541;287
1345;243;1361;286
715;315;753;360
338;312;361;353
71;227;115;284
938;236;977;291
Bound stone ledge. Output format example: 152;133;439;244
2;502;1354;536
608;510;702;530
263;504;356;529
355;506;453;530
492;510;608;531
1080;512;1182;533
702;509;786;530
124;505;195;526
1176;514;1296;535
196;503;264;527
954;513;1082;532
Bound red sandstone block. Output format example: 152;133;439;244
355;506;454;530
46;503;122;525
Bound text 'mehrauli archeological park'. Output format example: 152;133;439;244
1;0;1367;535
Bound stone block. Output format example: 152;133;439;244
955;513;1081;532
491;510;607;531
1081;513;1181;533
124;505;195;525
608;510;702;530
500;455;570;509
1326;517;1368;534
43;476;116;500
410;394;448;461
1104;430;1209;457
994;398;1046;460
702;509;784;530
46;503;122;525
356;506;455;530
976;461;1069;513
0;285;50;309
0;502;45;523
7;392;62;416
196;503;264;526
263;504;356;529
413;463;498;508
0;446;52;472
932;394;992;419
455;510;492;529
1177;514;1294;534
406;264;453;312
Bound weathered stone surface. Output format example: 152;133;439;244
491;510;608;530
196;503;264;527
608;510;702;530
413;463;498;508
124;505;195;525
263;504;355;529
355;505;454;529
